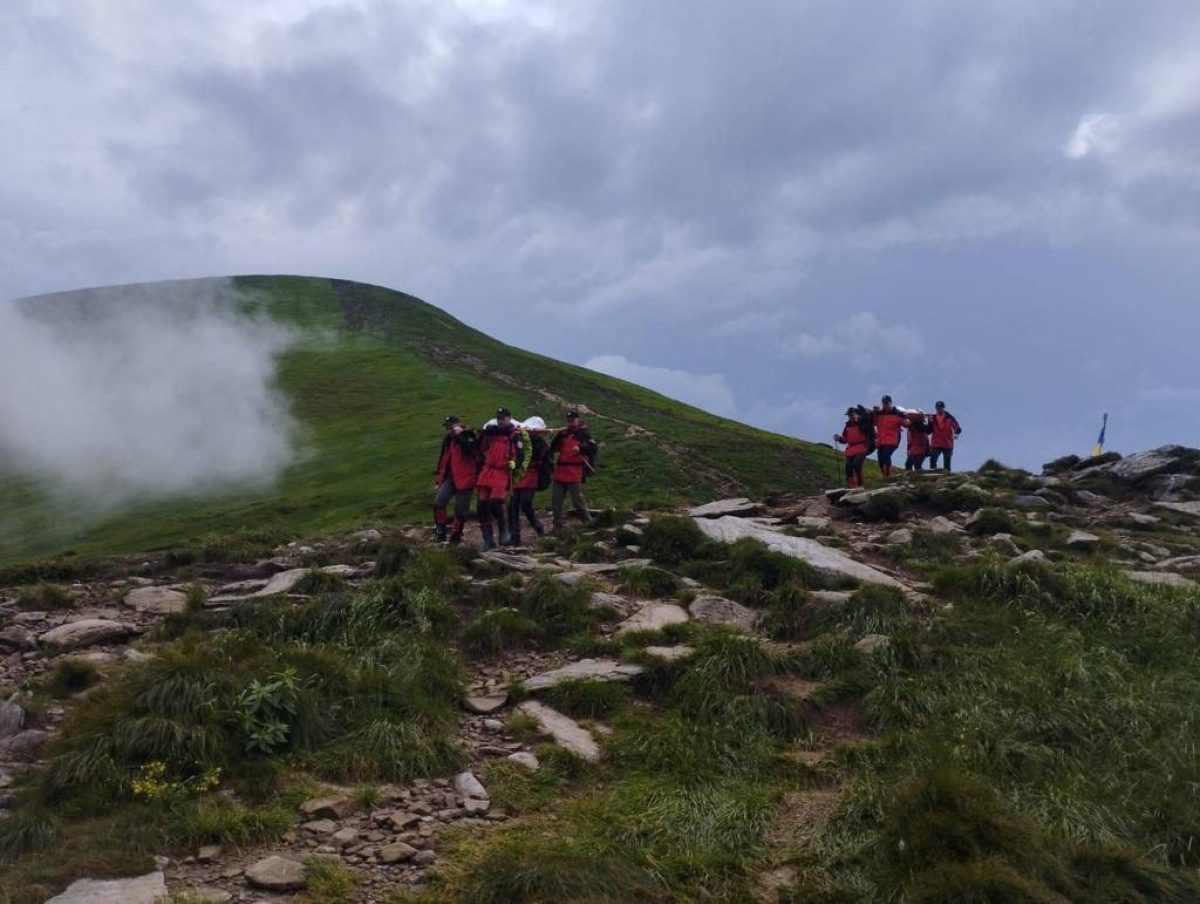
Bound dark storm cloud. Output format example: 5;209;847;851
3;0;1198;469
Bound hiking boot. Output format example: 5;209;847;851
480;526;496;550
448;531;463;546
434;524;448;544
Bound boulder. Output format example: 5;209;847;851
302;818;338;834
244;855;306;891
0;728;49;760
1074;490;1110;507
641;645;696;662
1066;530;1101;551
463;693;508;715
0;696;25;740
1149;474;1196;502
925;515;965;535
299;794;354;820
379;841;417;863
454;771;489;800
688;498;761;518
1156;501;1200;518
515;701;600;762
479;551;545;573
331;827;360;848
588;592;635;615
615;603;689;635
1012;495;1049;510
44;872;167;904
854;634;891;655
0;626;35;651
693;516;905;587
507;751;540;770
886;528;913;545
1125;571;1197;589
524;659;643;691
123;586;189;614
1110;446;1197;482
39;619;133;651
1008;549;1048;567
688;595;760;632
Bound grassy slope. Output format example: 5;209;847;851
0;276;837;563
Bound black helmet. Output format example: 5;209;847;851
565;409;580;420
935;400;946;410
495;407;512;419
845;407;857;417
882;395;893;405
442;415;460;428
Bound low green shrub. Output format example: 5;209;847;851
44;658;101;698
543;679;630;719
461;608;542;655
640;516;714;565
16;583;72;611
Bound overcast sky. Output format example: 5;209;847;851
3;0;1198;470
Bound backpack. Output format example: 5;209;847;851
536;440;554;490
511;427;532;482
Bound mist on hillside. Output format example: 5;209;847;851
0;278;298;512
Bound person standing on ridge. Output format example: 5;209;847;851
835;407;870;488
551;409;595;529
476;407;525;549
904;410;931;471
872;395;905;477
433;415;479;545
509;416;552;544
928;401;963;471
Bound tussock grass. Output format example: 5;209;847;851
543;679;629;719
15;582;72;610
44;658;101;698
461;608;541;655
641;515;715;565
517;573;598;640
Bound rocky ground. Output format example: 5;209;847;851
3;445;1199;903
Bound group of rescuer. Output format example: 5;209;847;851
835;396;962;489
433;407;597;548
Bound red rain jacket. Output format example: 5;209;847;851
515;435;549;491
906;417;931;457
874;410;905;448
477;425;524;491
435;430;479;490
552;425;592;484
930;412;962;450
836;423;870;457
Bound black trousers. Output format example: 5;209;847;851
434;480;473;522
904;453;926;471
845;452;867;484
877;444;898;469
929;448;953;471
509;488;544;538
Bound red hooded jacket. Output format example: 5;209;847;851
477;425;525;491
435;429;479;490
552;424;592;484
930;412;962;450
906;416;931;457
836;422;870;457
874;409;905;448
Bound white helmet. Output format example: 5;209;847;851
522;415;547;430
482;417;498;428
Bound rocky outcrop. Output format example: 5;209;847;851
615;603;689;634
244;855;307;891
44;872;167;904
524;659;643;691
693;516;905;587
688;595;760;631
38;619;133;650
515;701;601;762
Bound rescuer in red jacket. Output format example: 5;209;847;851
928;401;963;471
476;407;526;549
872;395;906;477
835;407;870;488
433;415;479;545
904;411;932;471
550;409;595;530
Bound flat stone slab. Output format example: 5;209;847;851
1066;530;1101;550
479;551;546;572
689;595;760;631
688;498;760;518
524;659;644;691
1125;570;1198;588
44;872;166;904
454;771;489;800
515;701;600;762
124;586;189;614
39;619;133;650
588;592;635;615
642;645;696;662
616;603;689;635
1156;501;1200;517
245;854;306;891
693;516;905;587
463;693;508;714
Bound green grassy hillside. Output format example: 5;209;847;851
0;276;836;563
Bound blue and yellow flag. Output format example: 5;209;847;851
1091;413;1108;458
